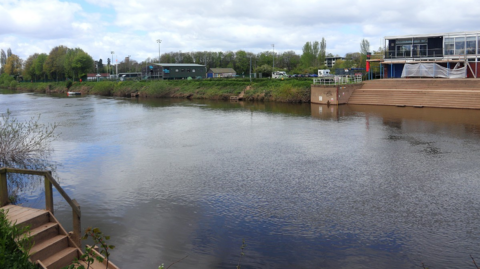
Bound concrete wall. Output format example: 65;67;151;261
311;84;363;105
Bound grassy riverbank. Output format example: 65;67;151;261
3;78;313;103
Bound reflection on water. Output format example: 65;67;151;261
2;92;480;269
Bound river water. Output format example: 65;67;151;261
2;92;480;269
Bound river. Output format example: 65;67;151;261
1;92;480;269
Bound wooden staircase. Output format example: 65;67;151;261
348;79;480;109
0;168;119;269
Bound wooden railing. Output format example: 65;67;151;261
0;167;82;247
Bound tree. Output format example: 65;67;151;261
0;110;59;203
22;53;39;81
73;51;94;78
312;41;320;67
360;39;370;55
4;54;22;77
43;45;68;81
319;38;327;68
300;42;315;67
98;59;104;72
256;51;273;68
0;49;6;73
235;50;249;75
6;48;12;59
64;48;94;80
182;53;194;63
278;51;300;72
34;53;48;81
0;110;58;168
254;64;273;77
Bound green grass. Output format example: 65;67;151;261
1;78;315;102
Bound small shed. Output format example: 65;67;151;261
142;63;207;80
207;68;237;78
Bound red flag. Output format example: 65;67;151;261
366;61;370;73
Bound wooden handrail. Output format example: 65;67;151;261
0;167;82;247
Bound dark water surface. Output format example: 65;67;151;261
2;92;480;269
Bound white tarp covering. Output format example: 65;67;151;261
401;63;466;79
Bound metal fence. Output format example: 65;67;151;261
313;75;362;85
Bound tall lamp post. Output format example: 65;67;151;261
111;51;114;78
157;39;162;63
272;44;275;77
127;55;131;73
249;56;252;83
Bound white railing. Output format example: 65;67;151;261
313;75;362;85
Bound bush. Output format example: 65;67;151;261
9;81;18;89
0;210;36;269
66;80;73;89
90;81;115;96
0;74;14;88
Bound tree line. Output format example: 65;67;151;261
0;38;378;80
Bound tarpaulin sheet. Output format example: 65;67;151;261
401;63;466;79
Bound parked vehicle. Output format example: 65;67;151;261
317;69;334;82
272;71;288;79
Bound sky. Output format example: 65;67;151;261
1;0;480;63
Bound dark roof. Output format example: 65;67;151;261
87;73;109;77
208;68;236;73
153;63;205;67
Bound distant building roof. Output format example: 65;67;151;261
385;30;480;40
208;68;236;74
87;73;109;77
153;63;205;67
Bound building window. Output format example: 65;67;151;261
187;69;191;72
455;37;465;55
466;36;476;54
478;36;480;55
176;69;179;72
192;69;196;72
181;69;185;72
397;45;411;57
413;44;427;57
444;38;454;55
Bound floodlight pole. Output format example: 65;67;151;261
272;44;275;72
250;56;252;83
157;39;162;63
111;51;114;77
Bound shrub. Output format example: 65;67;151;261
9;81;18;89
66;81;73;89
0;209;36;269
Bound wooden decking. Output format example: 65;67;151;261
1;204;117;269
348;79;480;109
0;168;119;269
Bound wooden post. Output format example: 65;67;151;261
72;199;81;248
0;170;8;207
44;171;54;214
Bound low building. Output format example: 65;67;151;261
142;63;207;80
86;73;109;81
207;68;236;78
379;31;480;78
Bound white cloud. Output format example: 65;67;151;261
2;0;480;62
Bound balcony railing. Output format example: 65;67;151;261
385;48;444;59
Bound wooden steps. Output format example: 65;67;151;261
349;79;480;109
1;205;114;269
